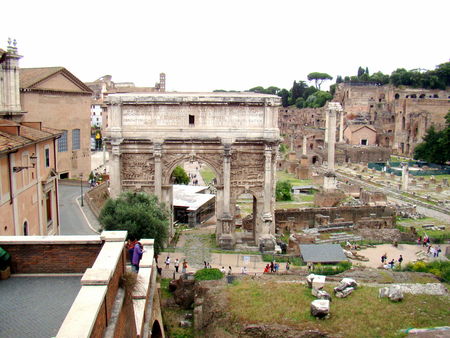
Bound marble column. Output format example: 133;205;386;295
222;144;231;220
324;110;329;143
302;135;307;156
339;111;345;143
263;145;273;220
110;142;122;198
327;109;337;172
401;163;409;191
154;143;162;200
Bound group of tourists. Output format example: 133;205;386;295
418;236;442;257
164;256;188;274
381;253;403;269
263;260;290;273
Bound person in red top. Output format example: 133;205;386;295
126;237;138;262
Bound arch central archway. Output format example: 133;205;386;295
105;92;281;250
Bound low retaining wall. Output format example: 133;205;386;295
0;236;102;274
85;182;110;218
275;205;396;231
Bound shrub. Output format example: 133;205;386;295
262;254;303;266
194;268;224;281
313;261;352;275
404;260;450;282
276;180;292;201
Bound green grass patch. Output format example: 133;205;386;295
312;261;352;275
276;171;312;186
404;260;450;282
194;268;224;281
200;167;216;184
262;254;303;266
226;281;450;338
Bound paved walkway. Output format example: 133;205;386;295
0;276;81;338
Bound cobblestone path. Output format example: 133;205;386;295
180;232;213;269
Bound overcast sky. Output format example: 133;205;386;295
2;0;449;92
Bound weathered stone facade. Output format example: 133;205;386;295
104;92;281;249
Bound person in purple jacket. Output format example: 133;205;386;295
132;242;144;273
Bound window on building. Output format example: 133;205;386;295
189;115;195;126
46;191;52;224
58;130;68;152
22;153;30;186
23;221;28;236
45;147;50;168
361;139;368;145
72;129;80;150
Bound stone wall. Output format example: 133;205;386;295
86;182;110;218
0;236;102;273
275;206;396;230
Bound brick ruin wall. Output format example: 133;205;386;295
3;243;102;273
275;205;396;232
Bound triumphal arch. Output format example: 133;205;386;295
104;92;281;249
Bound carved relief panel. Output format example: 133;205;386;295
121;153;155;183
230;151;264;187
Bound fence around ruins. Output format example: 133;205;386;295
368;161;450;176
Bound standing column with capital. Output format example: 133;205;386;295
222;144;231;220
262;145;274;235
110;142;122;198
302;135;307;156
327;109;337;171
153;143;162;200
339;111;345;143
324;110;329;143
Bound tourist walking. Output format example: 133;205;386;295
286;261;290;271
174;258;179;273
165;256;171;268
182;260;188;273
381;253;387;264
398;255;403;267
132;242;144;273
228;266;232;275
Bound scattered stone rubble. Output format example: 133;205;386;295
334;278;358;298
310;299;330;319
379;285;403;302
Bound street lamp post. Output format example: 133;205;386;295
80;173;84;207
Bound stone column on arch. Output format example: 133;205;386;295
222;144;232;219
324;109;329;143
109;139;123;198
153;143;162;200
261;144;276;235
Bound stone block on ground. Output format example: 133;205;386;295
312;275;326;290
335;287;354;298
311;299;330;318
334;278;358;292
312;287;332;301
306;274;316;288
379;285;403;302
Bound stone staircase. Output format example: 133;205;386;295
315;232;362;244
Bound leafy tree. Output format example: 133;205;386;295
414;112;450;164
336;75;343;84
248;86;266;93
266;86;280;95
276;180;292;201
172;166;189;184
99;192;169;254
329;84;337;96
295;97;305;108
278;88;290;107
279;143;288;154
304;91;332;108
357;66;365;78
307;72;333;90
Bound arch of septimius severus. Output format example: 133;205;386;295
104;92;281;249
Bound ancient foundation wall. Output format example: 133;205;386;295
275;206;395;231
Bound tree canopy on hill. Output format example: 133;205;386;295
336;61;450;89
414;111;450;164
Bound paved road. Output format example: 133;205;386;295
59;184;97;235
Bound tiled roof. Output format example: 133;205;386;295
19;67;64;88
345;124;377;133
299;244;347;263
19;67;92;93
0;119;62;154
